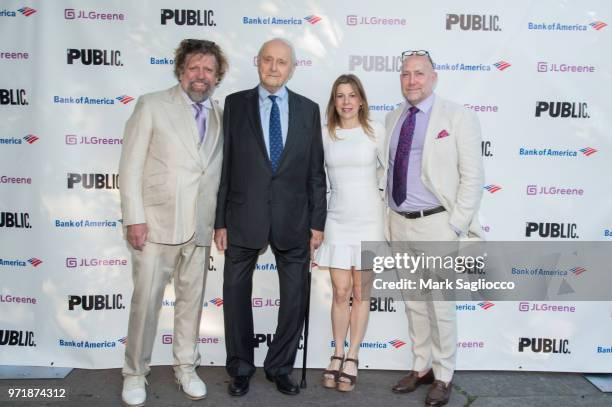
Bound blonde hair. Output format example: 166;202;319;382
325;74;374;140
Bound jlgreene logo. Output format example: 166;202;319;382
518;302;576;312
525;222;579;239
346;15;406;26
64;8;125;21
535;101;589;118
161;9;215;26
518;337;570;354
526;185;584;196
537;62;595;73
67;173;119;189
67;49;123;66
446;14;501;31
65;134;122;145
0;89;28;105
162;334;220;345
66;257;128;268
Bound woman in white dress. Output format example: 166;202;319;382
315;74;385;392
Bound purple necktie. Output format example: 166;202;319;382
193;102;206;144
392;106;419;207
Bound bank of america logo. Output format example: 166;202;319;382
478;301;495;310
18;7;37;17
493;60;511;71
484;184;502;194
304;15;322;24
590;21;607;31
579;147;597;156
570;266;586;276
28;257;42;267
388;339;406;349
116;95;134;105
118;336;127;345
209;297;223;307
23;134;39;144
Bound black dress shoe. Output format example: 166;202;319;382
265;373;300;395
228;375;250;397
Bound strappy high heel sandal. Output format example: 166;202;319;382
321;355;344;389
337;358;358;392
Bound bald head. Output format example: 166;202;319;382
257;38;296;93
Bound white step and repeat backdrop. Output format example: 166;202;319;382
1;0;611;372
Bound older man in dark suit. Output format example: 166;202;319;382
214;37;326;397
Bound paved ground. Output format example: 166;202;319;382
0;367;610;406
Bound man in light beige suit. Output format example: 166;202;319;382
118;39;228;407
380;50;484;407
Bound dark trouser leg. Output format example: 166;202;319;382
223;244;259;377
263;243;309;376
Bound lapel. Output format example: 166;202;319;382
245;87;271;169
421;96;443;173
165;85;201;163
201;98;220;168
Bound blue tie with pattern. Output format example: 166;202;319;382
268;95;283;172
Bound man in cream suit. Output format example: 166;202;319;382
118;39;228;406
381;50;484;407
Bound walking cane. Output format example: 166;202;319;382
300;260;313;388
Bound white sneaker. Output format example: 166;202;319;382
122;375;147;407
175;371;207;400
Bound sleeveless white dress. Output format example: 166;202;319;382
314;122;386;270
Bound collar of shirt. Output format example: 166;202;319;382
405;92;435;115
180;87;212;117
258;85;288;104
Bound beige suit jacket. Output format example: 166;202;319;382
119;84;223;246
380;95;484;240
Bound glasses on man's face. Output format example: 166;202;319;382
401;50;434;67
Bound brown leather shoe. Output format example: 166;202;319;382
391;369;434;393
425;380;452;407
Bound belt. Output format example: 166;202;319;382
395;206;445;219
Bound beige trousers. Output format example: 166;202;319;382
389;209;457;383
122;238;209;377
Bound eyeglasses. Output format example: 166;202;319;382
183;39;217;49
401;50;434;67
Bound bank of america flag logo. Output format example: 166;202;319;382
579;147;597;156
493;60;511;71
28;258;43;267
23;134;39;144
118;336;127;345
116;95;134;105
209;297;223;307
570;266;586;276
478;301;495;310
18;7;37;17
388;339;406;349
484;184;502;194
590;21;607;31
304;15;322;24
